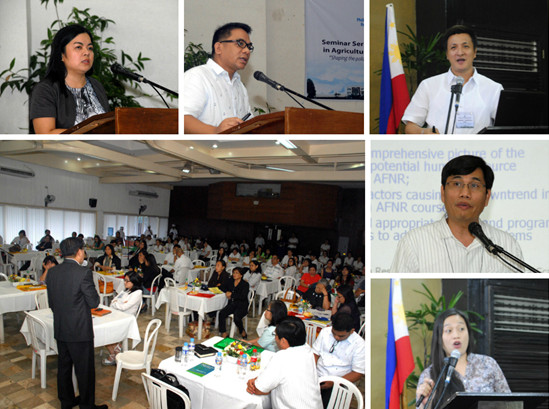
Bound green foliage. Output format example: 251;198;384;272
184;42;210;72
253;102;276;115
398;25;448;95
404;283;484;406
0;0;158;109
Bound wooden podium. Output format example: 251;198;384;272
61;107;178;134
442;392;549;409
220;107;364;134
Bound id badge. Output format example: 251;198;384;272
456;112;474;128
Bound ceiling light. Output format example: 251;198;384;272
182;163;191;174
212;144;218;149
277;140;297;149
189;146;194;150
64;160;68;164
144;170;156;174
266;166;294;172
76;157;81;161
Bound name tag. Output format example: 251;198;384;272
456;112;474;128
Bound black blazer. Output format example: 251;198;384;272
46;259;99;342
226;279;250;308
207;270;231;292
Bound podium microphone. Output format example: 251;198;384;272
468;222;501;255
253;71;285;91
444;350;461;384
111;63;145;83
454;76;464;109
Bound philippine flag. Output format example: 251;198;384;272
379;4;410;134
385;279;415;409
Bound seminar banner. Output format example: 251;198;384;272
305;0;364;100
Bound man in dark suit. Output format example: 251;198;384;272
46;237;108;409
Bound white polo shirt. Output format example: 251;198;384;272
402;68;503;134
184;58;252;127
312;326;365;378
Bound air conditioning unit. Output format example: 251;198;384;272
129;190;158;199
0;165;35;178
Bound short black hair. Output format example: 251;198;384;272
211;22;252;57
60;237;84;258
173;244;181;249
442;25;478;51
308;264;317;272
332;312;355;332
275;316;306;347
19;230;26;236
441;155;494;190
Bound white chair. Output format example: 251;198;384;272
318;375;364;409
164;277;176;288
141;372;191;409
112;318;162;401
142;274;162;316
35;291;49;309
92;272;115;306
165;287;192;338
0;251;16;275
275;289;297;301
277;275;297;293
228;290;255;338
192;259;205;267
305;321;324;347
0;272;8;281
20;253;43;281
24;312;57;389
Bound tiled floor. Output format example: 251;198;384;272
0;302;364;408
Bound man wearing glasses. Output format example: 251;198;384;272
390;155;523;272
184;22;254;133
312;312;365;409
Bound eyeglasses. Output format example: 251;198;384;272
446;181;485;192
219;39;254;52
124;279;130;282
329;340;339;353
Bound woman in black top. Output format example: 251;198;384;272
207;260;231;291
129;240;147;269
218;267;250;338
331;284;361;332
132;250;159;293
30;24;109;134
94;244;121;271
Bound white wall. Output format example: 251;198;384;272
0;0;178;134
0;157;170;234
184;0;364;115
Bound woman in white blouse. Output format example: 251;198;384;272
102;272;143;365
284;257;298;279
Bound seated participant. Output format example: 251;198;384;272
39;255;59;283
313;312;365;408
215;246;229;264
246;317;323;409
162;245;178;265
248;300;287;352
402;25;502;134
131;250;159;295
331;285;361;332
184;22;254;134
343;252;354;267
321;259;336;281
390;155;523;272
207;260;231;291
416;308;510;409
152;238;164;252
296;264;321;295
36;229;54;251
243;259;262;291
128;240;147;269
302;278;331;310
218;267;250;338
30;24;109;134
334;266;355;289
91;235;104;251
320;240;331;255
228;248;242;264
102;272;143;365
318;251;329;265
198;240;213;263
241;249;255;268
281;250;294;268
94;244;121;271
284;257;298;279
11;229;30;248
263;255;284;280
352;256;364;271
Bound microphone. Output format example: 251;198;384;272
111;63;144;83
254;71;285;91
454;76;464;108
468;222;501;255
444;349;461;385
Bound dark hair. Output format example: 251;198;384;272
308;264;317;273
173;244;181;249
42;255;59;272
140;240;148;250
94;235;102;243
337;285;357;308
45;24;95;96
268;300;288;327
332;311;355;332
249;260;262;273
288;257;295;266
276;316;306;347
211;22;252;57
442;24;478;51
19;230;26;236
104;244;115;256
429;308;471;403
232;267;243;276
441;155;494;190
124;271;143;293
217;259;227;268
60;237;84;258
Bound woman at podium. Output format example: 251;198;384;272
30;24;109;134
416;308;510;408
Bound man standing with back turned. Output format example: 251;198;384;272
390;155;523;272
46;237;107;409
184;22;254;133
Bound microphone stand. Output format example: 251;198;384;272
422;362;450;409
270;84;334;111
492;247;541;273
444;86;458;134
140;77;178;98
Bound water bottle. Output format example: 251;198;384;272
250;348;260;371
298;303;304;315
182;342;189;365
240;353;248;379
189;338;195;361
236;351;242;376
215;352;223;376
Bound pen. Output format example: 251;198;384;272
241;113;251;121
432;126;436;133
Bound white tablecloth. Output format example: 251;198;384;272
0;281;45;342
159;336;273;409
20;305;141;352
256;280;279;316
156;287;227;339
